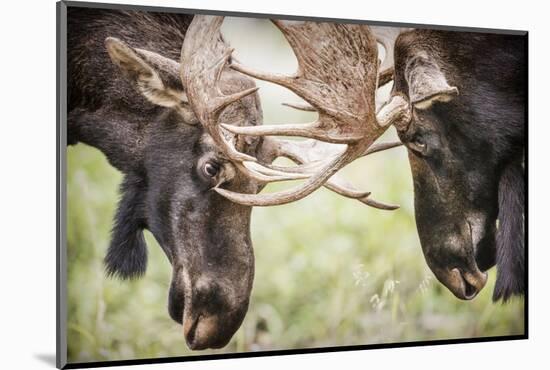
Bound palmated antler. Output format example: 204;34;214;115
227;20;380;143
183;16;410;206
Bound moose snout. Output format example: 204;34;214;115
421;239;489;300
169;275;249;350
417;215;492;300
183;312;225;350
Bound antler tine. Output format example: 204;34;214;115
363;198;400;211
324;174;399;210
363;141;403;156
376;94;411;129
281;102;317;112
236;161;310;183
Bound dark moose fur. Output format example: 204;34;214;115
393;30;525;301
495;159;524;301
67;8;266;349
104;174;148;279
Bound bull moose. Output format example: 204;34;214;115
388;30;526;302
67;8;406;350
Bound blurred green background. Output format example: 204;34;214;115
66;17;524;363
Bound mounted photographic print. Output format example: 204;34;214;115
56;1;527;368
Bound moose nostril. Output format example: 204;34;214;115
183;315;201;349
463;278;477;299
450;267;488;300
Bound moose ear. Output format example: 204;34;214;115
105;37;197;122
405;51;459;110
105;175;148;280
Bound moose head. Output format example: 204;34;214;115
382;30;525;301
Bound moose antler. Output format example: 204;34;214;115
182;16;410;207
181;16;260;163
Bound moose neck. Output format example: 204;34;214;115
68;104;169;173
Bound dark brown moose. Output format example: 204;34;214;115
384;30;526;301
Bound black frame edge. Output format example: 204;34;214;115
63;335;527;369
57;1;68;369
523;31;529;339
62;0;527;35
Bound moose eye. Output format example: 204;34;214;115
409;136;427;155
202;162;220;178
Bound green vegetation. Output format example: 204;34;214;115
66;140;524;363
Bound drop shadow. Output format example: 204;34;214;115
34;353;57;367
